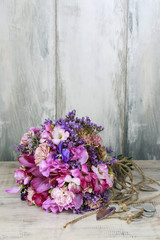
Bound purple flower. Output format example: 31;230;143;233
62;149;70;163
57;142;70;163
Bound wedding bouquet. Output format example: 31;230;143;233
6;110;160;225
6;110;118;213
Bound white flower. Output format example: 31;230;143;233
52;126;69;145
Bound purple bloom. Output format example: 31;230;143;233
56;142;70;163
62;148;70;163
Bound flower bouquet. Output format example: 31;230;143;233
6;110;160;225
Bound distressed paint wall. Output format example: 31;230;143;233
125;0;160;159
56;0;127;154
0;0;56;161
0;0;160;161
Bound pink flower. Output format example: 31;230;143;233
91;164;113;194
20;130;34;145
14;169;30;185
18;154;35;168
26;165;42;177
52;126;69;145
91;164;108;179
31;177;51;193
91;164;113;187
81;132;102;147
72;164;91;188
39;152;55;177
71;145;89;164
27;187;35;205
29;127;40;134
45;187;83;211
92;178;108;194
65;175;81;193
40;130;52;143
34;143;50;166
51;187;74;209
32;192;48;207
82;135;92;145
91;132;102;146
42;196;62;213
39;153;70;178
20;134;29;145
45;123;53;132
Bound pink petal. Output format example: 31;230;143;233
31;178;50;193
45;123;53;132
71;169;80;178
26;166;42;177
79;150;89;164
5;186;21;194
84;175;91;182
81;164;89;174
29;127;40;134
39;160;51;177
24;176;30;185
65;175;72;182
72;177;80;185
18;154;35;167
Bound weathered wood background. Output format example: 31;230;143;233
0;0;160;161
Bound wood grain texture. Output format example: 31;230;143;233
125;0;160;159
56;0;128;154
1;161;160;240
0;0;56;161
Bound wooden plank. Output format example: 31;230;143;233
56;0;128;154
1;161;160;240
126;0;160;159
0;0;56;161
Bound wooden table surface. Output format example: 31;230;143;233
1;160;160;240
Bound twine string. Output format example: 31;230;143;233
63;159;160;228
